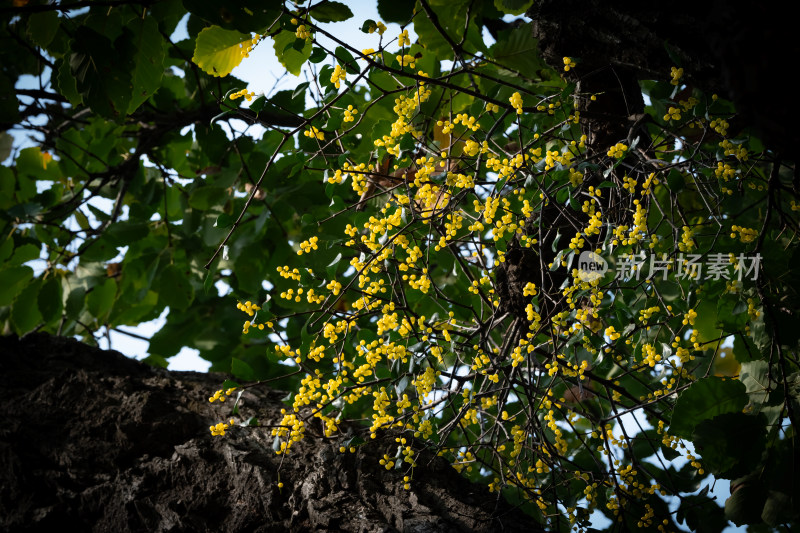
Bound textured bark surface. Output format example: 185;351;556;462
530;0;800;161
0;333;542;533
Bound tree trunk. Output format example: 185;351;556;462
530;0;800;161
0;334;540;533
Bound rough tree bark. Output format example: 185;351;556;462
0;334;541;532
530;0;800;161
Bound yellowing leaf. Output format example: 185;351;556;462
192;26;251;77
712;346;741;377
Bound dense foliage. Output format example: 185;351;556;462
2;1;799;531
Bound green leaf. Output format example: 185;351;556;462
80;236;119;263
38;277;63;324
87;278;117;320
188;185;227;210
27;11;60;48
192;26;251;77
360;19;377;33
740;360;770;407
490;22;544;75
9;243;40;265
0;236;12;264
0;74;20;126
16;146;61;182
0;131;12;162
666;169;685;192
127;17;166;113
670;377;747;438
309;47;327;63
11;280;42;335
0;168;14;209
493;0;534;15
106;221;150;246
69;27;132;118
87;204;110;222
0;265;34;306
334;46;359;74
143;354;169;368
214;213;235;228
761;490;794;527
55;58;82;106
182;0;279;33
204;259;218;295
378;0;415;23
725;479;767;526
272;31;312;76
9;185;35;211
413;0;485;57
630;428;661;459
157;264;195;311
733;334;759;363
310;1;354;23
75;210;91;230
661;443;681;461
692;412;766;479
677;494;728;533
231;357;256;380
234;242;266;294
693;298;722;344
65;286;86;318
149;315;198;357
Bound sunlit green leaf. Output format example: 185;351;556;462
490;23;545;75
192;26;251;77
272;30;312;76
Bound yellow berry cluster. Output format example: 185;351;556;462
205;45;780;528
330;64;346;89
343;104;359;122
304;126;325;140
297;236;319;255
509;91;523;114
663;106;681;121
730;224;758;243
230;89;256;101
208;388;236;403
294;23;312;40
366;20;387;34
210;418;236;436
606;142;628;159
398;29;410;47
670;66;684;85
